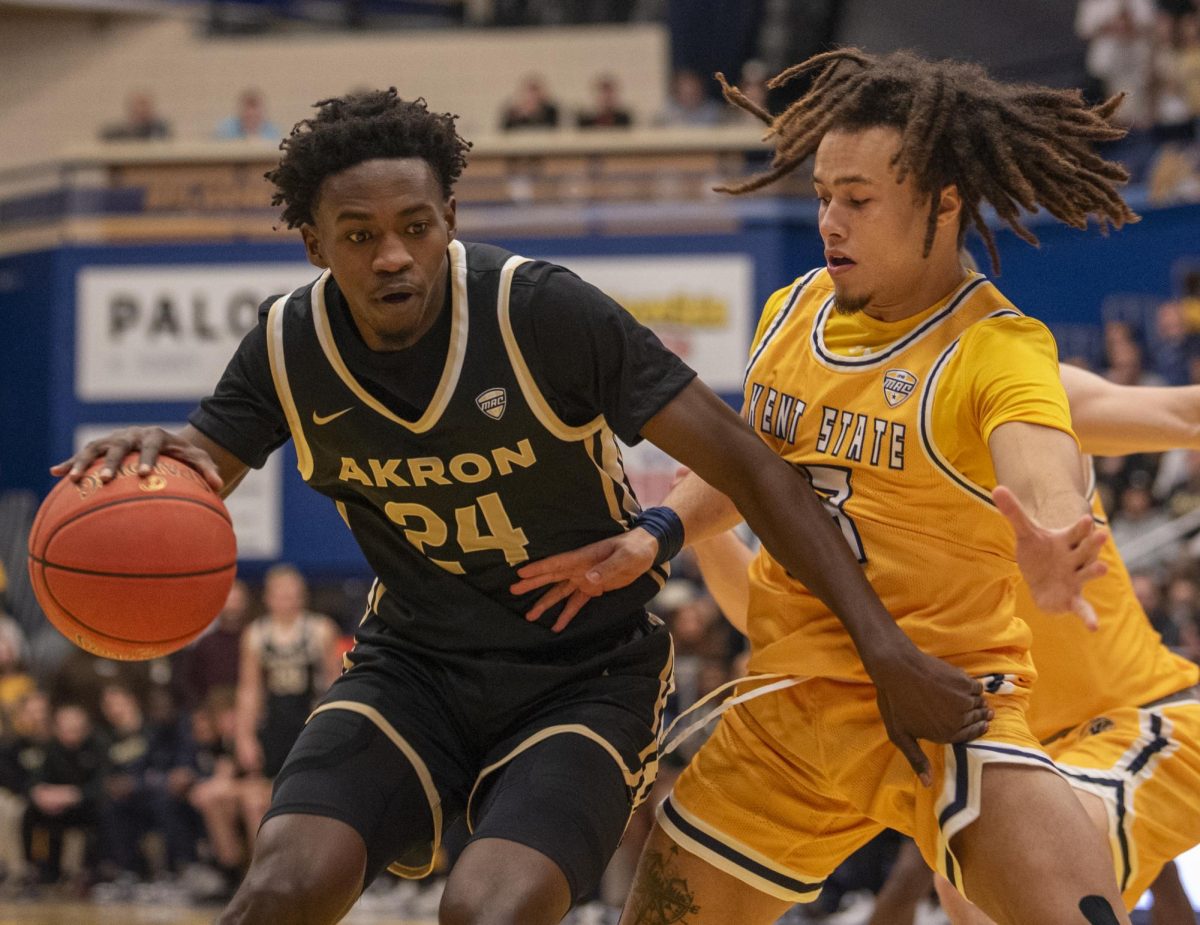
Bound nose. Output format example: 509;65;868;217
818;200;845;244
372;232;414;274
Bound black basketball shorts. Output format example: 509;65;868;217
264;611;673;902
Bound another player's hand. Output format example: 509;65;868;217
236;735;264;775
510;528;659;632
868;647;992;787
993;485;1107;630
50;426;223;492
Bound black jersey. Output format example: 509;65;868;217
191;241;695;659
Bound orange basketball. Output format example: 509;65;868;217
27;454;237;661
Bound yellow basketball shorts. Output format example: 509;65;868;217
659;673;1055;903
1046;696;1200;908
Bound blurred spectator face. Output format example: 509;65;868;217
221;579;251;628
739;60;769;109
1107;336;1145;382
126;91;158;128
1157;301;1187;342
672;598;717;646
54;705;91;749
1119;484;1153;518
696;657;731;698
191;706;216;746
1130;572;1162;612
101;685;142;733
672;70;707;109
1168;575;1198;611
595;76;621;111
264;569;307;617
514;76;551;116
238;89;267;134
13;691;50;739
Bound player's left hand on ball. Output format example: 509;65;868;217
511;528;659;632
993;485;1107;630
869;646;991;787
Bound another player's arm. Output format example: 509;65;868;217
1061;363;1200;455
690;528;754;635
51;425;249;499
234;628;265;774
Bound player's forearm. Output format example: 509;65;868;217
661;472;742;545
691;531;753;635
1071;386;1200;455
990;422;1090;527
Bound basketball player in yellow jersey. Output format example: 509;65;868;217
513;49;1142;925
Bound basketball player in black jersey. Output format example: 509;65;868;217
55;90;989;925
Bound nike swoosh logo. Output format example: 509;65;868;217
312;407;354;426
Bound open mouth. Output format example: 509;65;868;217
827;255;856;276
381;291;416;305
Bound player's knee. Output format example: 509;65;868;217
439;878;559;925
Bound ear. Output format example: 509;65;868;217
936;184;962;229
300;224;328;270
444;196;458;242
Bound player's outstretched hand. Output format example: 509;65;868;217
51;426;224;492
870;647;991;787
993;485;1107;630
511;527;660;633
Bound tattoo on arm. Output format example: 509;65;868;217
628;846;701;925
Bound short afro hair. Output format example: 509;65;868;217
266;88;471;228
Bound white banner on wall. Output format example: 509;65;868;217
76;264;316;401
74;425;282;561
548;253;754;393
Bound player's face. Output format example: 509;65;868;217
813;126;960;319
301;158;457;351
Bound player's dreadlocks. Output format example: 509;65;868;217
267;88;471;228
717;49;1139;272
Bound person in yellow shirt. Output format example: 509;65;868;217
513;48;1140;925
691;363;1200;923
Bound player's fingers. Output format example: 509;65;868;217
59;442;108;480
991;486;1037;539
1078;561;1108;583
179;447;225;491
524;581;577;623
1073;595;1099;632
551;589;593;634
890;729;933;788
99;441;132;481
948;719;991;744
137;430;165;475
514;545;605;582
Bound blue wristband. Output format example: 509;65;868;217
632;506;684;567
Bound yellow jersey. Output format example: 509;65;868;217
744;269;1075;683
1023;489;1199;740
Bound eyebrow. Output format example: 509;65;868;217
811;173;875;187
333;204;434;223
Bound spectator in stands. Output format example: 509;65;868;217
1151;12;1197;141
100;90;171;142
175;579;250;713
576;73;633;128
22;703;103;886
0;690;49;884
1151;298;1200;383
657;68;725;126
500;75;560;130
1165;572;1200;660
215;88;280;141
1077;0;1158;123
1131;569;1179;643
96;683;195;884
234;565;339;850
1111;476;1181;566
1180;14;1200;116
186;688;244;900
1104;319;1166;384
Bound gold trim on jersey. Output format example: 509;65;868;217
464;632;674;831
266;291;315;480
308;700;443;880
808;272;988;372
496;255;605;442
308;239;469;433
743;267;823;391
656;796;824;902
917;308;1023;509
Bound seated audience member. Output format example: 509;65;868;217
175;580;250;712
187;688;244;898
657;69;725;127
500;75;560;129
100;91;171;141
215;88;280;141
97;684;195;881
23;704;103;886
0;690;50;883
577;74;633;127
